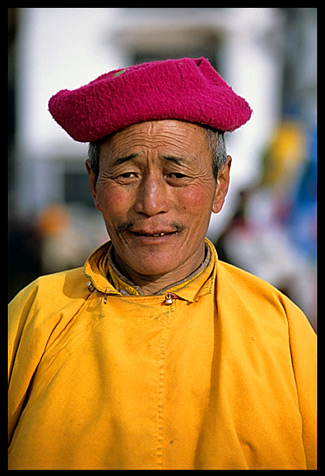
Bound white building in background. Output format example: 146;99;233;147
12;7;286;240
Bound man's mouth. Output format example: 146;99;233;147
115;222;185;238
131;231;173;237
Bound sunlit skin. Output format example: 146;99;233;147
86;120;231;295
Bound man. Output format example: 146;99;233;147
8;57;316;470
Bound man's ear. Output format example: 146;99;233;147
85;160;101;211
212;155;232;214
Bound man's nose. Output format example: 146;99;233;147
133;174;169;217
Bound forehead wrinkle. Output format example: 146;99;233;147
100;120;210;165
112;154;189;171
104;136;194;163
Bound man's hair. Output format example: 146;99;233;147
87;125;227;182
203;127;228;180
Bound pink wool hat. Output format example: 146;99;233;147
48;57;252;142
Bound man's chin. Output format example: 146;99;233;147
111;230;206;287
116;253;178;280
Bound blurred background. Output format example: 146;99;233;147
8;8;317;329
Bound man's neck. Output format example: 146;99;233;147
110;245;209;296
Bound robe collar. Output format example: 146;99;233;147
84;238;217;303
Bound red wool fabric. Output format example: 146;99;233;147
48;57;252;142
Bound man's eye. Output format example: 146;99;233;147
114;172;138;183
169;173;187;179
168;172;191;182
120;172;137;178
165;172;191;186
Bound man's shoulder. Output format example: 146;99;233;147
38;266;87;292
216;258;299;313
9;266;90;318
217;259;278;290
17;266;86;298
8;266;93;351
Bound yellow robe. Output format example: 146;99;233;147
8;239;317;470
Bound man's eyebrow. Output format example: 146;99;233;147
112;153;139;166
112;154;187;166
161;155;187;165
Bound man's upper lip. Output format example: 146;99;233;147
128;227;176;235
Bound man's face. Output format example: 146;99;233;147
87;120;230;284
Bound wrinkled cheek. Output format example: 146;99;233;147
98;186;130;212
178;187;214;214
97;188;131;235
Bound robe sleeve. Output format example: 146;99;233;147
8;281;44;444
284;295;317;469
8;268;90;446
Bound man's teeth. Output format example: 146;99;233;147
135;232;167;236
